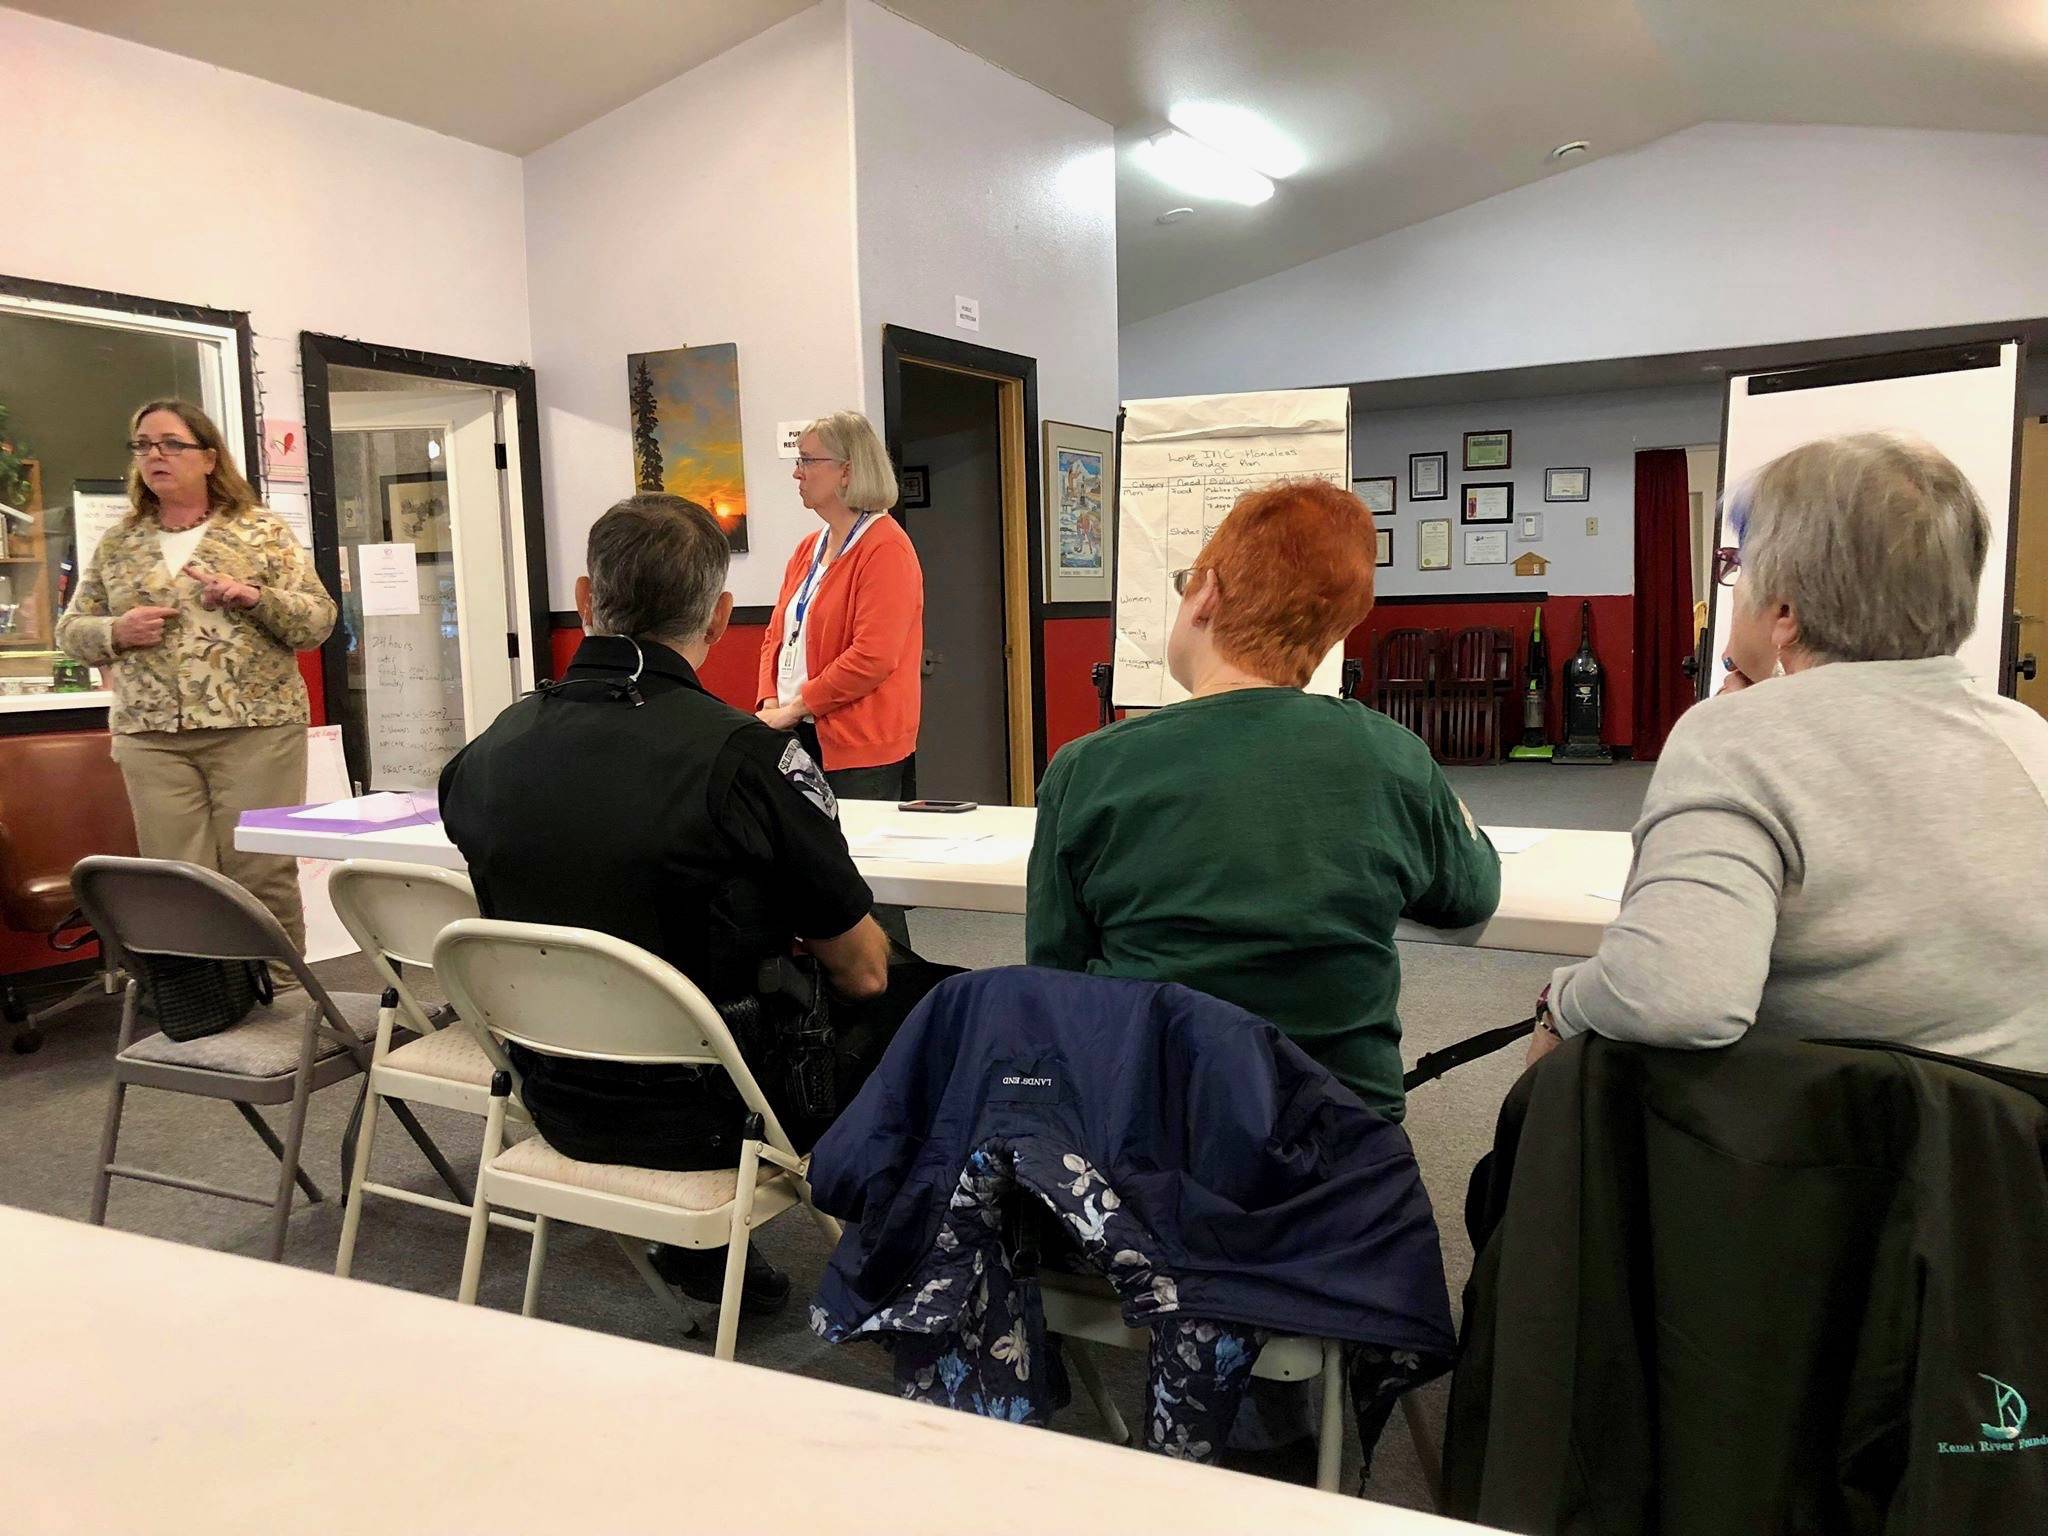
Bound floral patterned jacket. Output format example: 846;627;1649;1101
56;505;336;735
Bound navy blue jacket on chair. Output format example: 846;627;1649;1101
807;967;1457;1463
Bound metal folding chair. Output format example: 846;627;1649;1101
436;918;841;1360
328;859;532;1278
76;855;459;1263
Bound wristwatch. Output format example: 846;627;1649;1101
1534;984;1559;1036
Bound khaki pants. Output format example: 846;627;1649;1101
110;725;308;971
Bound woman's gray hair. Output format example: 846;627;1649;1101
585;493;729;644
805;411;898;513
1732;432;1988;663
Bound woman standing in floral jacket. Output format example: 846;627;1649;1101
58;399;335;967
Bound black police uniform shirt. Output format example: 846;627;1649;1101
437;634;874;1166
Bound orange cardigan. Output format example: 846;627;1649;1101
756;515;924;769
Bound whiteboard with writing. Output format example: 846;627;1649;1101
1112;388;1351;707
364;609;465;789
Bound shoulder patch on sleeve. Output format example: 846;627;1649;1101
778;739;838;819
1457;796;1479;841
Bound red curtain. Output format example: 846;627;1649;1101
1632;448;1694;760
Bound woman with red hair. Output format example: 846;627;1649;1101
1027;478;1500;1122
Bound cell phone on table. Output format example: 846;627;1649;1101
898;799;977;813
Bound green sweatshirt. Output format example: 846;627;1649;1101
1027;687;1501;1118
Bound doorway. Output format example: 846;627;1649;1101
881;326;1039;805
301;337;548;792
897;365;1007;804
2017;416;2048;718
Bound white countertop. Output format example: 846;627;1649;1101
236;798;1630;958
0;687;112;712
0;1206;1490;1536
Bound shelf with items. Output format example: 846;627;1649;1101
0;460;54;656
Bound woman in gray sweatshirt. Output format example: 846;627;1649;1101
1534;432;2048;1072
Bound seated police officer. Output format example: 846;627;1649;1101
440;492;937;1314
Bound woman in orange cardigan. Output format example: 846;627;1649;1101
758;412;924;939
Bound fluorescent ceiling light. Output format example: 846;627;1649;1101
1135;131;1274;207
1167;102;1304;179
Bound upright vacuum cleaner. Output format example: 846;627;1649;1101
1554;599;1613;764
1508;606;1553;761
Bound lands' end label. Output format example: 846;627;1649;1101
990;1064;1060;1103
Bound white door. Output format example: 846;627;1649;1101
330;388;520;789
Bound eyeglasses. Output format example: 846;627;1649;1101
128;437;204;458
793;455;844;469
1172;566;1208;597
1712;546;1741;589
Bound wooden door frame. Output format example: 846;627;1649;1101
2017;416;2048;717
880;325;1041;805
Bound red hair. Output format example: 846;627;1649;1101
1194;478;1376;687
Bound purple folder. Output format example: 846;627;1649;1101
238;792;442;839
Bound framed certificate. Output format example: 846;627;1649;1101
1417;518;1452;571
1464;529;1508;565
1375;527;1393;567
1354;475;1395;515
1409;452;1447;501
1545;466;1591;502
1462;481;1513;524
1463;430;1511;470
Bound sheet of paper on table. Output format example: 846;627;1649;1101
1587;881;1627;903
847;826;1031;865
290;791;425;824
1482;827;1550;855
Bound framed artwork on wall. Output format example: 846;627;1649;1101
1040;421;1113;603
899;465;931;509
1462;481;1513;524
1354;475;1395;515
380;472;452;557
1545;466;1591;501
1409;451;1447;501
1417;517;1452;571
1463;430;1511;470
625;342;750;550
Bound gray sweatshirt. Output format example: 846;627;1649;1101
1551;656;2048;1071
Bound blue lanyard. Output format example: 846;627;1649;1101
789;513;871;644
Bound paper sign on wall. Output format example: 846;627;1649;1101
357;543;420;616
266;488;313;550
71;482;129;582
954;295;981;332
778;422;808;458
263;418;308;482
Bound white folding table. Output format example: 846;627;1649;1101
236;799;1631;958
0;1207;1493;1535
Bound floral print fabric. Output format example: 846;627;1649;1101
57;505;335;734
812;1136;1430;1476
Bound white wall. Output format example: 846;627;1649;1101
1;7;531;448
523;1;862;608
1122;123;2048;400
848;0;1118;441
1354;386;1722;597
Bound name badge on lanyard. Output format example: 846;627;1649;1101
782;514;870;683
